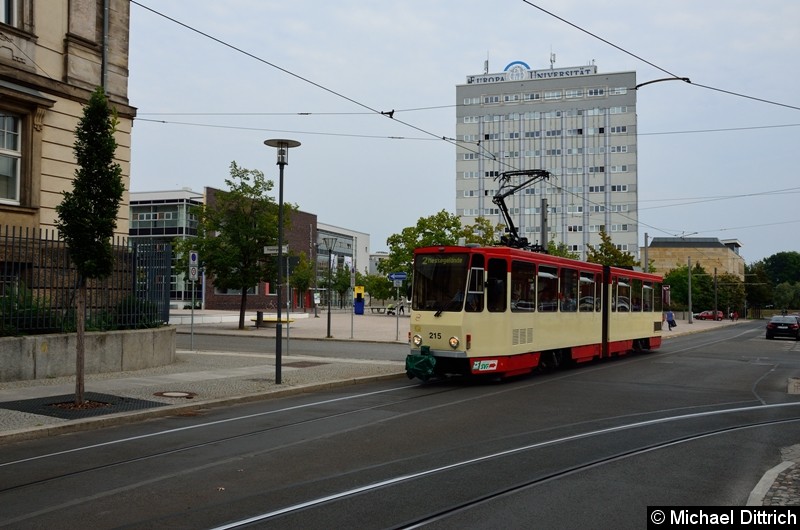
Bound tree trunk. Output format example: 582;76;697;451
75;279;86;405
238;289;247;330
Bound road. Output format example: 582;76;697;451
2;320;799;529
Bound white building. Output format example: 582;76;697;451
455;61;639;259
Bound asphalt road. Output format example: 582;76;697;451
2;320;799;529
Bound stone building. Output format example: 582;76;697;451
643;237;745;279
0;0;134;235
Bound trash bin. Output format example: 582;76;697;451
256;310;264;328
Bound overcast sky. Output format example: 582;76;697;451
128;1;799;265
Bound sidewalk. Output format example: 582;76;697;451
0;312;796;506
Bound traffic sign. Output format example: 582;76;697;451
264;245;288;255
189;250;199;281
388;272;407;281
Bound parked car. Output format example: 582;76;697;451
694;310;724;321
765;315;800;340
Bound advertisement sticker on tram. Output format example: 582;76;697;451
473;360;499;372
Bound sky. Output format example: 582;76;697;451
127;0;799;265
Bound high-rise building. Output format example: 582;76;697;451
455;61;638;259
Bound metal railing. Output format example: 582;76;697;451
0;225;171;336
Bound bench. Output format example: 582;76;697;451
370;307;387;314
251;311;294;328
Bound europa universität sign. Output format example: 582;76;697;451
466;61;597;84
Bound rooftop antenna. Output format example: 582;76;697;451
550;51;556;69
484;51;489;74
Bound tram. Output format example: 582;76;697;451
405;169;663;381
405;245;664;380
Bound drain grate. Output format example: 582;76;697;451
0;392;168;420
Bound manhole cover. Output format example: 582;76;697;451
154;391;196;399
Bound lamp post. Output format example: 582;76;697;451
264;138;301;385
323;236;337;338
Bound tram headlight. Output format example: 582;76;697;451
412;334;423;347
448;336;460;349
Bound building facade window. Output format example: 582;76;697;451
1;0;17;26
0;113;20;203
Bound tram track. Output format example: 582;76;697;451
206;404;800;529
2;324;797;528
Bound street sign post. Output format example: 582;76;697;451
388;272;407;281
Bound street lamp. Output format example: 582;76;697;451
323;236;337;338
264;138;301;385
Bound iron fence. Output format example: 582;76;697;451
0;225;171;336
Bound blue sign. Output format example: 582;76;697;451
388;272;407;281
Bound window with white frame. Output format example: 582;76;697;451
483;95;500;104
544;90;562;100
523;93;541;101
0;113;20;203
587;87;606;97
565;88;583;99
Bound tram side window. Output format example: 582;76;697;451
511;260;536;311
615;277;631;312
560;268;578;312
643;282;654;311
653;282;663;312
631;279;642;311
538;265;558;311
579;272;596;311
465;254;485;312
486;258;507;312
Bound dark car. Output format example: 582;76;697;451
765;315;800;340
694;310;724;321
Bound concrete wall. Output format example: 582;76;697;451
0;327;175;382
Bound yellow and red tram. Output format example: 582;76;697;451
405;244;664;380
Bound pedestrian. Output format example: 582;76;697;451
733;311;739;321
665;309;676;331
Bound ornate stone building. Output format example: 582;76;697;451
0;0;134;235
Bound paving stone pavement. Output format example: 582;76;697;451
0;310;797;505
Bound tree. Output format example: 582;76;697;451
715;272;746;314
460;216;504;246
662;263;714;311
333;264;352;308
745;261;773;310
55;87;124;405
585;228;639;267
364;273;393;304
180;162;293;329
379;210;464;279
289;252;313;309
763;251;800;285
547;236;580;259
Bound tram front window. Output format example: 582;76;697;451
412;253;470;312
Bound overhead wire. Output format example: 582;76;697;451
130;1;796;252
